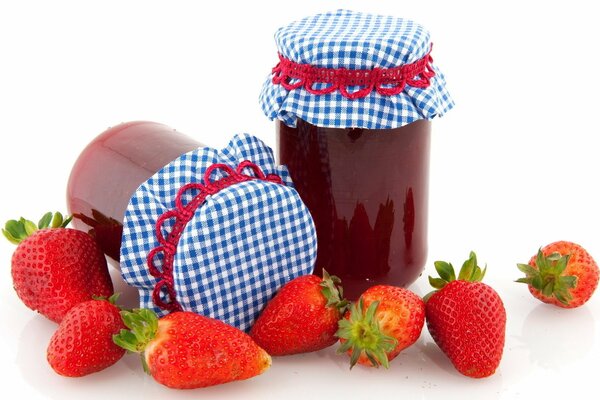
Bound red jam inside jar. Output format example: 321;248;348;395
278;118;431;299
67;121;202;261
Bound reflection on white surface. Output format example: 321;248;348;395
16;315;145;400
12;313;509;400
3;239;597;400
519;304;595;369
3;261;599;400
415;338;503;400
16;315;55;395
8;259;597;400
109;268;140;310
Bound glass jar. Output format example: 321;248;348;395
66;121;202;261
260;10;454;299
278;119;430;299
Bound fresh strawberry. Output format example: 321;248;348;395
113;310;271;389
336;285;425;368
47;294;126;377
425;252;506;378
3;212;114;322
517;241;599;308
250;270;348;356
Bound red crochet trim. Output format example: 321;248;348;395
146;161;284;313
271;45;435;100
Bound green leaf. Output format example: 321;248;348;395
478;265;487;281
364;350;379;368
139;309;159;332
517;263;538;276
428;276;447;290
336;337;353;354
2;229;21;245
23;219;37;236
553;255;570;275
112;330;140;353
364;300;379;321
546;252;562;262
140;354;150;375
5;219;26;241
535;249;548;273
532;274;544;290
370;349;385;367
378;349;392;369
434;261;455;282
108;293;121;305
319;269;349;313
458;252;477;281
121;311;139;330
554;291;571;305
515;277;532;284
336;319;352;342
38;212;53;229
349;347;361;369
51;212;64;228
471;264;486;282
559;275;577;289
61;215;73;228
542;280;554;297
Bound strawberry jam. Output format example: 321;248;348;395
67;121;201;261
277;119;431;299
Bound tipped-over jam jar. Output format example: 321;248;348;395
260;10;454;299
67;121;202;261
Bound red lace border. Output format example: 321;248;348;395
271;45;435;100
147;161;283;313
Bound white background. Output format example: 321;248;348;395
1;0;599;399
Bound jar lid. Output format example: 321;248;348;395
259;9;454;129
120;134;317;332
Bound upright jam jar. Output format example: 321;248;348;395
260;10;454;299
67;121;202;262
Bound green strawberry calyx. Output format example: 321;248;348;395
425;251;487;301
2;211;72;244
320;269;350;314
113;308;159;373
336;298;398;369
91;293;128;310
516;249;576;305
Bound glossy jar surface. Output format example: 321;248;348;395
67;121;202;261
277;119;431;299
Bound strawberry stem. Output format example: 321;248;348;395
425;251;487;301
320;269;350;314
336;298;398;369
2;212;72;244
91;293;127;310
516;249;576;305
113;308;159;370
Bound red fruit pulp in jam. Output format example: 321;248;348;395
277;119;431;300
67;121;201;261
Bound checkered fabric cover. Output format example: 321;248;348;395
259;9;454;129
120;134;317;332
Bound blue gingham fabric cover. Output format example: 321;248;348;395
120;134;317;332
259;9;454;129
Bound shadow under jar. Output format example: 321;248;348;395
278;119;431;299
